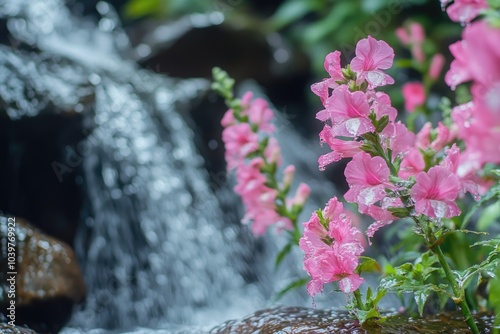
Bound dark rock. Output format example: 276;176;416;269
1;217;86;333
210;306;496;334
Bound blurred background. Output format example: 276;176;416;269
0;0;461;333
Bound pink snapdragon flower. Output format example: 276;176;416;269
399;148;425;179
445;0;488;24
326;86;375;136
311;51;345;105
402;82;426;112
411;166;461;219
350;36;395;88
344;152;391;208
318;125;362;170
222;123;259;170
300;197;364;296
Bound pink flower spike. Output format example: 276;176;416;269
328;86;375;137
429;54;445;80
350;36;395;88
402;82;426;112
411;166;461;219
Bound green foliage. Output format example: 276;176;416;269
123;0;211;19
380;251;449;315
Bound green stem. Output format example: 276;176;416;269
430;244;479;334
353;289;365;311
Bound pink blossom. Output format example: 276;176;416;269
304;245;364;295
350;36;395;88
445;22;500;90
399;148;425;179
411;166;461;219
291;183;311;207
282;165;295;189
327;86;375;136
318;125;362;170
431;122;454;151
402;82;426;112
344;152;390;208
323;197;345;221
222;123;259;170
371;92;397;122
300;197;365;296
311;51;345;105
221;109;236;127
380;121;415;155
234;158;266;197
415;122;432;149
428;54;445;80
264;137;282;166
300;213;330;257
395;27;410;45
446;0;488;24
247;98;275;133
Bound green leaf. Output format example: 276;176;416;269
275;242;293;269
357;256;381;274
478;201;500;231
414;288;431;316
274;277;309;301
357;307;381;324
387;207;410;218
123;0;162;18
270;0;314;30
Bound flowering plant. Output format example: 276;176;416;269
212;1;500;332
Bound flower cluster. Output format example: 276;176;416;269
220;90;310;236
300;197;364;295
447;21;500;176
310;35;480;245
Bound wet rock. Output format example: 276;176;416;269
210;306;496;334
1;217;86;333
0;323;37;334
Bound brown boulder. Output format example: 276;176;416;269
1;217;86;333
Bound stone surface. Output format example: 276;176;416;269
210;306;496;334
1;217;86;333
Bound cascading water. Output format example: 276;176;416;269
0;0;346;332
